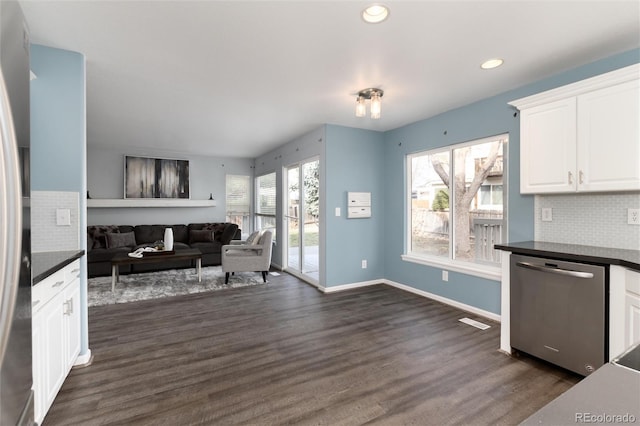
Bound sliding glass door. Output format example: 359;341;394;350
285;158;319;283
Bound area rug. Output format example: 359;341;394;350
88;266;263;307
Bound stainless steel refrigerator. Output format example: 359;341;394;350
0;0;33;424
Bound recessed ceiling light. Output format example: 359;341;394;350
481;58;504;70
362;4;389;24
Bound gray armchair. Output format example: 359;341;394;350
221;230;273;284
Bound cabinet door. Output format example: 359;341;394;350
625;269;640;349
577;79;640;192
40;293;65;416
520;98;577;193
63;279;81;369
32;310;45;424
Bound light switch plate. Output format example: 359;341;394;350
335;207;341;217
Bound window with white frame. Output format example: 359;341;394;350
406;134;507;268
225;174;251;234
255;172;277;240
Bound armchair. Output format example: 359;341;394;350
221;230;273;284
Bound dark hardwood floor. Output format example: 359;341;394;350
44;272;580;425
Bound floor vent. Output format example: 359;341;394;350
459;317;491;330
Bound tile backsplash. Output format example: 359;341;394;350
535;192;640;250
31;191;80;252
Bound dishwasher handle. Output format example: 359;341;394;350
515;261;594;279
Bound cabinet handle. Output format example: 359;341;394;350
71;268;80;273
52;280;64;288
568;171;573;184
63;299;73;316
579;170;584;184
32;300;40;308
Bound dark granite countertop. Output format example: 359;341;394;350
494;241;640;272
32;250;85;285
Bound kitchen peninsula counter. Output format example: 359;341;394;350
495;241;640;272
32;250;85;284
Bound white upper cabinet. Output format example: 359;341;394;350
511;64;640;194
577;79;640;192
520;98;577;193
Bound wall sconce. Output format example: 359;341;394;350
355;88;384;119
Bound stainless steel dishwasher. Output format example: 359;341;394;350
510;254;607;376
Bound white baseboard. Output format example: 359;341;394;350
320;279;501;323
383;279;501;323
321;279;381;293
73;349;93;368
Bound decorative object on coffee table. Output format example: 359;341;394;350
164;227;174;251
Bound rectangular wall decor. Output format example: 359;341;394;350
124;155;190;199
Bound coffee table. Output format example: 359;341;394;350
110;248;203;292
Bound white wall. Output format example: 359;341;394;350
87;146;254;226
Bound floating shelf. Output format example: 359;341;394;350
87;199;216;208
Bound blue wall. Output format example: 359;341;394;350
322;48;639;315
30;45;85;192
325;125;385;286
30;44;90;357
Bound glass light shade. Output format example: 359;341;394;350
355;96;366;117
370;92;381;119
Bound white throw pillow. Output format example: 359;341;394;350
245;230;261;245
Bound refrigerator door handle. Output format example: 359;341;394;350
0;68;23;366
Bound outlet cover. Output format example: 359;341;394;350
541;208;553;222
628;208;640;225
361;260;367;269
56;208;71;226
442;270;448;281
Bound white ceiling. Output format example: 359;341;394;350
20;1;640;159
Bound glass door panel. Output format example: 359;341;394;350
284;158;320;283
286;166;300;271
302;160;319;280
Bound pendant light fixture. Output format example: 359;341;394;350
355;88;384;119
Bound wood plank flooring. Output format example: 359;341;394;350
44;272;580;425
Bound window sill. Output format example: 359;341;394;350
401;254;501;281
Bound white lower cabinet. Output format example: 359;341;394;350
32;260;81;425
624;268;640;349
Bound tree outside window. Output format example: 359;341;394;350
408;135;507;265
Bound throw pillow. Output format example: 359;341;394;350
203;223;227;242
106;231;136;249
245;230;261;245
189;229;214;244
88;225;120;249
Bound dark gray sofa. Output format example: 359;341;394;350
87;222;240;277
